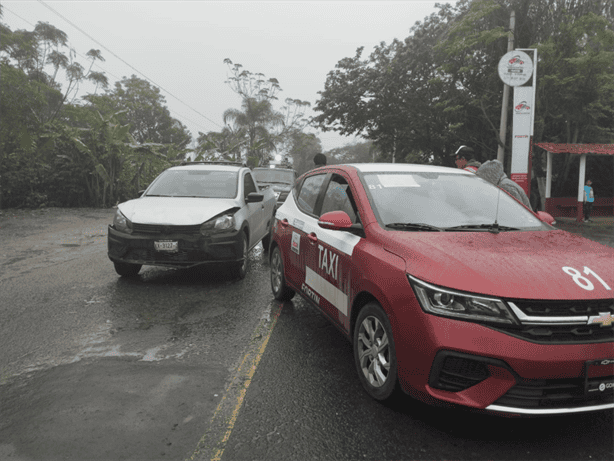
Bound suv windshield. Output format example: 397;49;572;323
253;169;295;185
364;172;544;230
145;169;238;198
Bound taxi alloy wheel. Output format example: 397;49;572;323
113;261;142;277
354;302;398;401
270;246;295;301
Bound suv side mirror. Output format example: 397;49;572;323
246;192;264;203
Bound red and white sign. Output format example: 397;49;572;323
511;86;533;195
498;50;533;86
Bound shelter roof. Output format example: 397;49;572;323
536;143;614;155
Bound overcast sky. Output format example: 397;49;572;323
3;1;443;151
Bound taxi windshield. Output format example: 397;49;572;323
363;172;544;230
146;170;238;198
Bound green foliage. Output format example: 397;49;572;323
0;20;190;209
313;0;614;196
216;60;312;167
286;131;323;176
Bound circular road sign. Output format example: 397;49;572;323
498;50;533;86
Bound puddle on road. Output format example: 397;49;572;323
7;322;194;382
71;322;191;363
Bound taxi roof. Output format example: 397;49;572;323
347;163;470;175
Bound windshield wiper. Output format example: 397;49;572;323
386;222;444;232
444;223;520;233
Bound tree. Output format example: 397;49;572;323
326;141;381;165
222;59;312;166
223;97;283;167
84;75;192;150
286;131;322;176
314;0;613;182
195;127;245;162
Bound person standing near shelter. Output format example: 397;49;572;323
476;159;531;209
583;179;595;222
453;145;481;173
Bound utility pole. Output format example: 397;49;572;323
497;10;515;163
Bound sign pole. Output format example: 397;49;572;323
496;11;515;163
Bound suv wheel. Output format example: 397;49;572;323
231;232;248;279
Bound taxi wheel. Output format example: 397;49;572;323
231;232;248;280
270;246;295;301
113;261;142;277
353;302;399;401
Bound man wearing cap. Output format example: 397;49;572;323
453;145;481;173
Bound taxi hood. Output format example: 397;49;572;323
387;230;614;300
118;197;239;226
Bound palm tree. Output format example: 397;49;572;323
223;97;283;166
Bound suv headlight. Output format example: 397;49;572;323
113;209;133;234
408;275;517;325
200;214;236;235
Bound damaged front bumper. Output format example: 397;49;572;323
107;225;243;269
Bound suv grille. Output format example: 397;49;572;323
132;223;202;235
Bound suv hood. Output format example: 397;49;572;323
386;230;614;300
118;197;239;225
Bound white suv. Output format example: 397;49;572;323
107;161;276;279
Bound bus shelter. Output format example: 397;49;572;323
536;143;614;222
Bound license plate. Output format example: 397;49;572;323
154;240;178;252
584;358;614;395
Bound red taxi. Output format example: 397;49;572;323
269;163;614;416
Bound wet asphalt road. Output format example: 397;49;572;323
0;209;612;461
0;208;276;460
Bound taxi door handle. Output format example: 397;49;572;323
280;219;289;228
307;232;318;244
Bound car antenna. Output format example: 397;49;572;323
489;185;502;234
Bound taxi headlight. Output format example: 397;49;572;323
200;214;236;235
113;209;133;234
408;275;517;324
274;191;281;200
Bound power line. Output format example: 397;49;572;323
35;0;223;131
2;5;214;136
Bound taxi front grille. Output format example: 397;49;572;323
491;299;614;344
132;223;202;235
488;324;614;344
513;299;614;317
493;377;614;409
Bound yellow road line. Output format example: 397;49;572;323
187;301;284;461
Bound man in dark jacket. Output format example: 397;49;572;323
313;153;327;167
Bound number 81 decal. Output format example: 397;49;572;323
562;266;612;291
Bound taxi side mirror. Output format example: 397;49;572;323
536;211;556;225
318;211;353;230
